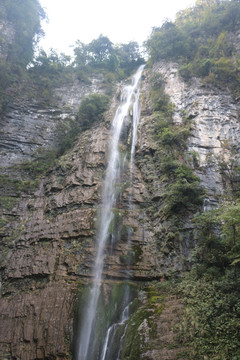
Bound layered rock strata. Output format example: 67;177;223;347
1;63;240;358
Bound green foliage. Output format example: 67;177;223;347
146;22;196;63
73;35;145;79
115;41;145;76
164;174;205;214
0;195;19;211
55;118;81;156
146;0;240;95
32;49;71;75
149;73;204;216
27;49;74;104
0;174;37;195
87;35;115;67
18;149;58;179
2;0;45;66
77;93;110;130
179;276;240;360
178;200;240;359
0;0;45;112
149;73;174;114
158;127;190;152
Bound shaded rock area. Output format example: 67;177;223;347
0;75;106;168
0;19;15;61
0;282;75;360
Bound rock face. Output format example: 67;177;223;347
0;282;75;360
1;62;240;359
0;77;157;358
0;75;106;168
153;61;240;204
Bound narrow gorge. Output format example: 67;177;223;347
1;1;240;359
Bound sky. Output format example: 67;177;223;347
38;0;195;55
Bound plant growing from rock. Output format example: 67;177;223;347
77;93;110;130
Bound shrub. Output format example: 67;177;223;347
146;0;240;95
158;127;190;151
164;178;204;214
178;201;240;359
77;93;110;130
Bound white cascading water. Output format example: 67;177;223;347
76;65;144;360
100;303;130;360
130;80;141;163
99;66;144;360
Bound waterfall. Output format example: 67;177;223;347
130;80;141;162
76;65;144;360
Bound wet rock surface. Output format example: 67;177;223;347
0;85;158;358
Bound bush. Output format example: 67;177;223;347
77;93;110;130
164;177;204;214
178;201;240;359
149;66;204;217
158;127;190;151
146;0;240;94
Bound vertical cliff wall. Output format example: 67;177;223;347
1;59;240;359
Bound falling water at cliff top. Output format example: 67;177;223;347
76;65;144;360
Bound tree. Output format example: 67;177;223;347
3;0;46;66
116;42;144;75
77;93;110;130
74;41;90;68
87;35;114;65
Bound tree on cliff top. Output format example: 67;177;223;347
0;0;46;67
0;0;45;112
145;0;240;94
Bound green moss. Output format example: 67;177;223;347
0;218;8;228
0;196;19;211
132;244;143;263
121;284;167;360
122;307;153;360
120;224;134;240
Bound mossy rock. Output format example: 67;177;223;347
121;284;165;360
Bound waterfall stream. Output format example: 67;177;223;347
76;65;144;360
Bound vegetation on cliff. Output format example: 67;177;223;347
149;72;205;216
28;35;145;104
146;0;240;95
0;0;45;111
1;0;240;359
178;200;240;359
145;1;240;358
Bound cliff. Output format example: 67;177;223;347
1;1;240;359
0;59;239;358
